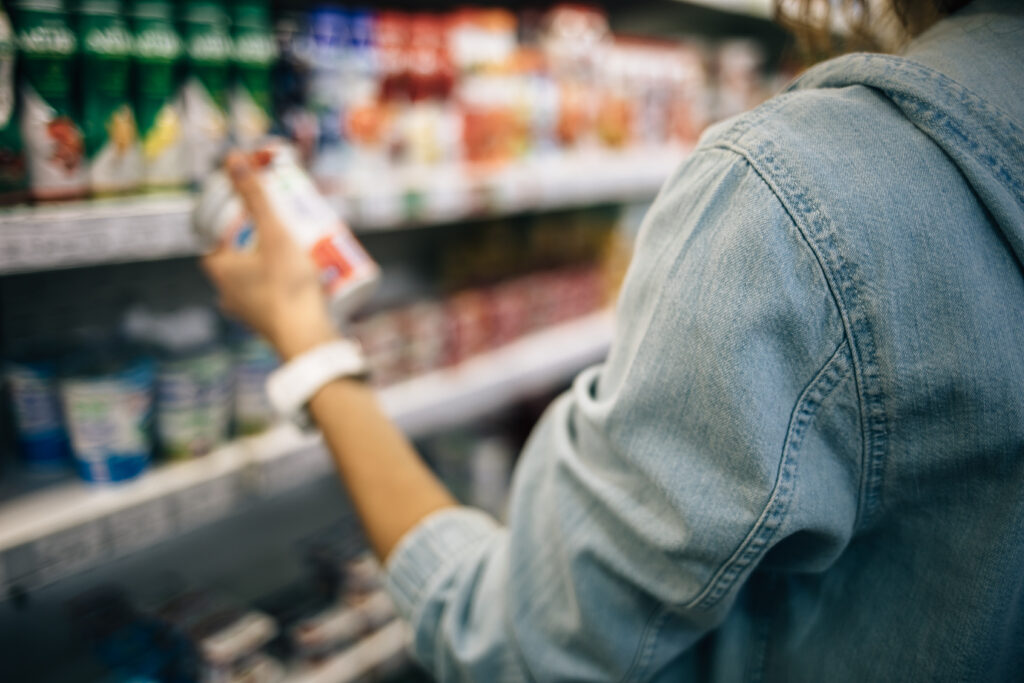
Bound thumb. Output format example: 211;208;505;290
225;150;291;250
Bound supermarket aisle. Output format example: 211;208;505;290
0;1;788;680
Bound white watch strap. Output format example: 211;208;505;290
266;339;368;419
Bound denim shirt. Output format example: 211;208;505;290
385;1;1024;680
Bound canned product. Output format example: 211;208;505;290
193;143;380;323
60;357;154;483
4;359;70;468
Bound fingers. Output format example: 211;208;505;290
224;150;290;250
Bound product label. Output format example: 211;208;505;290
232;336;277;435
134;21;187;188
231;28;275;145
156;349;232;459
184;21;231;181
6;364;63;436
60;364;153;482
0;10;24;195
82;13;140;193
16;10;85;197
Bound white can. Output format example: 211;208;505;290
193;143;380;323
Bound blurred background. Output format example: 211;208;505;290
0;0;801;680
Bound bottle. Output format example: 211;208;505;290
130;0;185;191
79;0;140;195
13;0;87;200
0;1;25;204
193;142;380;323
181;0;231;185
230;0;275;147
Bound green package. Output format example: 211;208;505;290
132;0;186;190
231;0;275;146
79;0;139;194
13;0;86;199
182;0;231;184
0;2;26;203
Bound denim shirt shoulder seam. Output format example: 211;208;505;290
624;340;854;681
685;337;853;611
710;134;886;533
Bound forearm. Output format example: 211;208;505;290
307;376;457;562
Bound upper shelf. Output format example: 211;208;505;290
0;146;686;276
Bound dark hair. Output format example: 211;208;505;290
775;0;975;56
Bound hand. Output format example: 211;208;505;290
201;151;339;360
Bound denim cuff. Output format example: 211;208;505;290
385;507;500;621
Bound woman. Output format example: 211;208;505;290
203;0;1024;679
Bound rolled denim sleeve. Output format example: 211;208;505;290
386;146;863;681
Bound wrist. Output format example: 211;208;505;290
273;315;341;360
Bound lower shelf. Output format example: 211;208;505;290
0;310;614;595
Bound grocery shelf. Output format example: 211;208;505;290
0;309;614;594
0;147;685;275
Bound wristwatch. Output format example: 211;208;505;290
265;338;368;425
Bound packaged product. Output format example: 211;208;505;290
193;142;380;323
59;354;154;483
231;331;278;436
131;0;187;190
303;5;349;187
13;0;87;200
156;589;281;683
79;0;141;195
0;2;26;204
181;0;231;184
4;357;70;467
230;0;276;147
123;306;232;459
156;346;232;459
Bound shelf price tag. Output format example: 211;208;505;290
107;498;175;557
31;522;105;586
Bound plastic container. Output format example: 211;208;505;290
181;0;232;184
123;306;233;459
4;358;70;468
59;356;154;483
155;346;232;459
79;0;141;195
230;0;276;147
231;332;278;435
193;142;380;322
0;3;26;204
13;0;87;200
131;0;187;190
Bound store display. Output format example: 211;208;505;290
181;0;232;185
4;356;70;467
0;4;787;680
231;0;276;147
0;1;25;204
132;0;187;190
14;0;86;200
79;0;141;195
59;353;155;483
193;142;380;322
